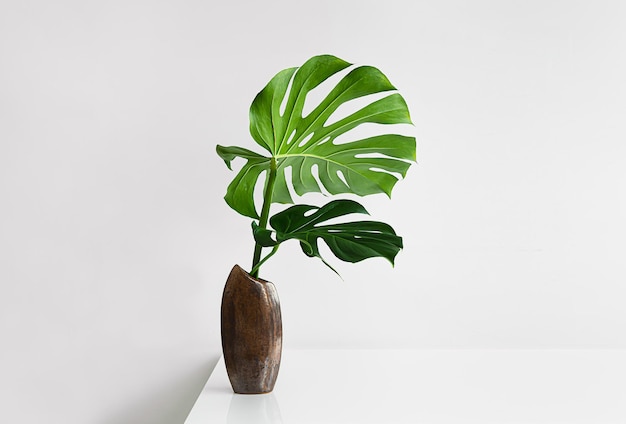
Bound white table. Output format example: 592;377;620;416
185;349;626;423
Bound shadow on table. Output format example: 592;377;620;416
100;354;221;424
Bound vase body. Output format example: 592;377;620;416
221;264;282;394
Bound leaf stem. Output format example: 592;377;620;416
250;244;280;277
251;157;277;277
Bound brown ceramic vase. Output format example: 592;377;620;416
221;264;282;394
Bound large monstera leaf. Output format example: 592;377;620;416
252;199;403;273
217;54;416;218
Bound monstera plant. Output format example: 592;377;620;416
217;55;416;394
218;54;415;277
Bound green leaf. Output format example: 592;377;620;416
252;221;277;247
218;54;416;217
216;145;268;170
269;199;403;268
216;145;270;218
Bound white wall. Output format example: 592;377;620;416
1;0;625;423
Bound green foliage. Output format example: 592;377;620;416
253;200;403;275
216;54;415;276
216;54;415;219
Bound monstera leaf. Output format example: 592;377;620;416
217;54;416;218
252;199;403;273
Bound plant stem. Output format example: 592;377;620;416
251;157;277;278
250;244;280;277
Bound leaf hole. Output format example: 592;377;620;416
354;152;395;160
336;170;348;187
369;167;403;181
303;209;317;217
253;170;268;217
279;72;296;116
332;122;413;145
283;165;298;201
311;164;332;196
286;129;297;145
301;66;355;119
325;92;395;127
317;136;331;146
297;132;314;148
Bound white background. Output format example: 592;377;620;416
1;0;625;423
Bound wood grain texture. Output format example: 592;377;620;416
221;264;282;394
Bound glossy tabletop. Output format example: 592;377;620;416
184;349;626;424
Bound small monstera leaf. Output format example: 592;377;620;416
253;199;403;273
217;54;416;218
